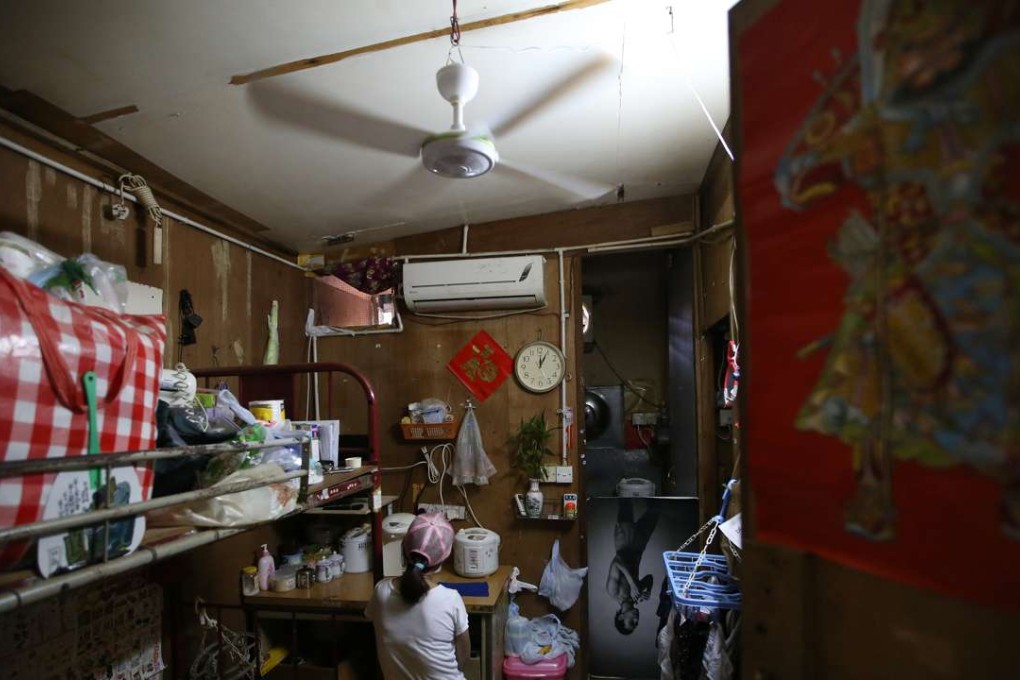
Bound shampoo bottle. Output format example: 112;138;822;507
257;544;276;591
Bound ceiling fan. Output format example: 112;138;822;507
246;52;618;202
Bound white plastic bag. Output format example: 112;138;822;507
451;407;497;486
538;539;588;611
148;463;298;527
505;600;530;657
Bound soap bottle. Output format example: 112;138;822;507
257;544;276;591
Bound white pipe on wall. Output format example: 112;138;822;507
557;249;569;466
0;134;303;271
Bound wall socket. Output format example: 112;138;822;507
542;465;574;484
417;503;466;520
631;412;658;426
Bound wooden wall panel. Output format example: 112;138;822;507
310;196;694;678
0;119;309;377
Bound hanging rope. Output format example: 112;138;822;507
119;173;164;264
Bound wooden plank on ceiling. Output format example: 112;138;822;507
230;0;613;85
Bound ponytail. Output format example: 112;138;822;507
398;558;430;604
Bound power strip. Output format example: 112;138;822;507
417;503;466;520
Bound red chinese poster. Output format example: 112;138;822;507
447;330;513;402
737;0;1020;606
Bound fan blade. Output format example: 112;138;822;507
498;158;615;201
363;166;449;218
489;53;615;139
247;80;429;158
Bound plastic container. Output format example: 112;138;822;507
341;525;373;573
270;565;299;592
241;566;259;596
257;544;276;591
502;654;568;679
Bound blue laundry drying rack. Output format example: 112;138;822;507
663;480;742;611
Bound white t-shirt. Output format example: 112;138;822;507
366;578;469;680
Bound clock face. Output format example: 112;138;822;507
514;341;566;393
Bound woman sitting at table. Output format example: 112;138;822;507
366;512;470;679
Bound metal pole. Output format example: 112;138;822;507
0;470;307;544
0;527;247;614
0;438;303;478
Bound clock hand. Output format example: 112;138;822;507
539;353;546;368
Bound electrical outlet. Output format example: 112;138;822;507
417;503;466;520
632;412;658;426
541;465;574;484
555;466;573;484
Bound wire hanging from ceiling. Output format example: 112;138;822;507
447;0;465;64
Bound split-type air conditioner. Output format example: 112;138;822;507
402;255;546;312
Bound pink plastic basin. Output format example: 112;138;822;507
502;654;568;679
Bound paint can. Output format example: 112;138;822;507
249;399;286;423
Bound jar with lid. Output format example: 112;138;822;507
296;565;315;590
241;566;259;596
316;560;332;584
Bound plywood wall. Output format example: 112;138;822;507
311;196;694;679
0;120;310;369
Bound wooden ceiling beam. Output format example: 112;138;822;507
230;0;611;86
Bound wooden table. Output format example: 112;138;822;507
243;566;512;680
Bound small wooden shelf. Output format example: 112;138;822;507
304;467;377;508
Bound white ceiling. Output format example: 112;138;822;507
0;0;737;250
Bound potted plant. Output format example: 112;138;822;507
510;412;556;517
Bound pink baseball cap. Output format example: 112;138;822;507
402;512;454;568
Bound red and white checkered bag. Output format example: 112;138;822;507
0;266;166;568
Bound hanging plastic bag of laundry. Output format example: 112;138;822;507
451;407;497;485
538;539;588;611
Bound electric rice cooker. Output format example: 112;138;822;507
453;528;500;577
616;477;655;497
382;513;416;577
341;524;373;573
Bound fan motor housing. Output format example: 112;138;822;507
421;134;498;179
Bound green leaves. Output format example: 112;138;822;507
510;412;556;481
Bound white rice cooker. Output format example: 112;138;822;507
382;513;417;577
341;524;373;573
616;477;656;497
453;528;500;577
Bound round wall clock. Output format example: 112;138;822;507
514;341;566;393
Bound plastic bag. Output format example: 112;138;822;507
519;614;580;668
148;463;299;527
505;600;530;657
450;407;497;486
538;539;588;611
0;231;61;278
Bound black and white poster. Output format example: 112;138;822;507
587;496;699;679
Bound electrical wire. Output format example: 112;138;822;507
592;340;662;408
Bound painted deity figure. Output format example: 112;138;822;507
775;0;1020;539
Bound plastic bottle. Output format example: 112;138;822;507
257;544;276;591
